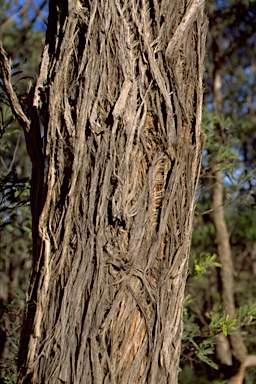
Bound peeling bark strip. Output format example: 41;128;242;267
17;1;207;383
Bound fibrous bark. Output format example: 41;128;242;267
15;1;207;383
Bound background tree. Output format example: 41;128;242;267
0;0;207;383
0;1;47;381
180;1;256;383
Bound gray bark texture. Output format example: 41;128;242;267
17;0;207;383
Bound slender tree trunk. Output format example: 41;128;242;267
14;1;207;383
211;69;247;383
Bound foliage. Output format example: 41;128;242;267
0;1;46;381
181;2;256;381
201;109;241;178
0;298;24;383
182;252;256;381
191;253;221;279
179;364;226;384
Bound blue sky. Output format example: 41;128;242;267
5;0;48;31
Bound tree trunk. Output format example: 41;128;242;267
16;1;207;383
211;69;247;383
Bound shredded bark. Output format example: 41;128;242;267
16;1;207;383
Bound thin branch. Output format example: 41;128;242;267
244;355;256;368
0;2;25;34
0;0;47;33
0;41;30;132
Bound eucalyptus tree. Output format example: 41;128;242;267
1;0;207;382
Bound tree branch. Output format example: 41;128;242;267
0;41;30;132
